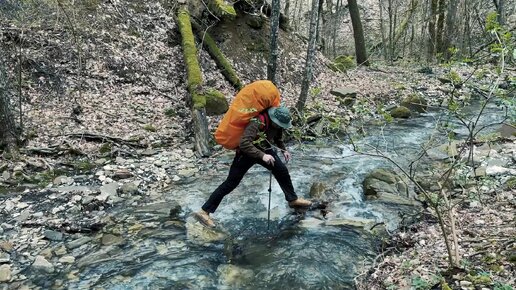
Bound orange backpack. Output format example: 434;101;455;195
214;80;281;149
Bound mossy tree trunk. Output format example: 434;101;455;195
176;7;211;157
190;20;242;90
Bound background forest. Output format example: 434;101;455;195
0;0;515;289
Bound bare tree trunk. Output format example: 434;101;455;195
0;58;18;151
388;0;394;62
267;0;281;84
284;0;291;16
347;0;370;65
332;0;341;57
443;0;458;59
493;0;505;24
296;0;320;113
316;0;324;45
428;0;438;62
378;0;388;60
436;0;446;55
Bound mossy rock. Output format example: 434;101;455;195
246;15;264;29
401;94;428;113
390;106;411;119
363;168;408;197
330;55;355;72
205;89;229;115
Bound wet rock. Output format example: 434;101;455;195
113;169;133;180
101;234;124;246
121;182;139;194
309;182;327;199
32;255;54;273
54;185;91;194
0;252;10;263
67;236;92;249
1;171;9;181
325;217;375;228
363;169;408;197
53;176;74;186
58;256;75;264
499;123;516;138
217;264;254;287
44;230;63;241
97;182;119;201
4;200;14;212
186;216;227;245
0;264;11;282
54;245;67;256
178;168;197;178
0;241;13;252
39;248;53;259
76;246;119;268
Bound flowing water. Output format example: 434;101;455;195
67;102;506;289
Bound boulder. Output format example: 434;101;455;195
0;264;11;282
390;106;411;118
426;141;460;160
330;87;357;98
186;216;227;245
32;255;54;273
401;94;428;113
217;264;254;287
363;169;415;204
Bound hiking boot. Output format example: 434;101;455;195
288;198;312;208
194;210;216;228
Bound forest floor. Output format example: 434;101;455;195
1;1;515;288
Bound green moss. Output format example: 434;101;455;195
177;9;203;92
401;94;428;113
99;143;112;154
195;23;242;89
209;0;237;19
331;55;356;72
192;93;206;109
143;124;157;132
164;108;176;117
390;106;411;118
205;89;229;115
74;160;95;172
466;274;492;285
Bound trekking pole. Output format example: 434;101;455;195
267;170;272;231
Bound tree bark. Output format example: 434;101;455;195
316;0;324;46
378;0;388;60
436;0;446;55
347;0;370;65
296;0;321;113
443;0;458;59
267;0;281;85
0;58;17;151
427;0;438;62
284;0;291;16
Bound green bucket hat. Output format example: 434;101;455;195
268;106;292;129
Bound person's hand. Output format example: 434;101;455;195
282;151;292;163
262;154;275;166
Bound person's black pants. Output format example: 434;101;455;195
202;149;298;213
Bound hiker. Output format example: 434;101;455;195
195;106;312;228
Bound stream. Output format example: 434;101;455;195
57;101;506;289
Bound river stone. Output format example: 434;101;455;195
426;141;460;160
67;236;92;249
44;230;63;241
1;171;9;181
309;182;327;199
186;216;227;245
39;248;53;259
217;264;254;287
121;182;138;194
58;256;75;264
113;169;132;180
363;169;408;197
400;94;428;112
486;165;516;176
325;217;375;228
53;175;74;186
0;241;13;252
499;123;516;138
97;182;119;201
0;252;10;263
101;234;125;246
54;245;67;256
0;264;11;282
32;255;54;273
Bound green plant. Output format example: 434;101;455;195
493;282;513;290
99;143;112;154
164;108;176;117
411;276;430;290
